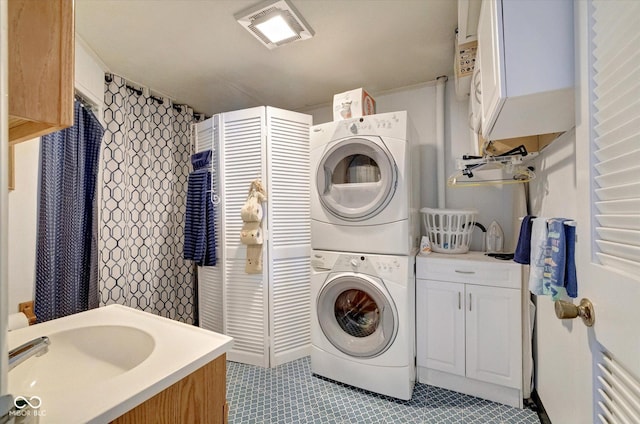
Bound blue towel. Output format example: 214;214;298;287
543;218;577;300
514;215;536;264
184;151;217;266
565;224;578;298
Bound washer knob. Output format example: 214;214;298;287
350;259;358;267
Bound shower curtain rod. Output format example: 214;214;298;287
104;72;204;117
74;92;101;115
74;94;94;109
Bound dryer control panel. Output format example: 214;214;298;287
311;110;408;142
344;113;403;136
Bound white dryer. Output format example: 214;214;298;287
310;249;415;400
310;111;420;255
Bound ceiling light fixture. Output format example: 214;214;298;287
235;0;314;49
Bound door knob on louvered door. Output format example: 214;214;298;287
554;298;595;327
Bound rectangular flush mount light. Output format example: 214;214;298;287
235;0;314;49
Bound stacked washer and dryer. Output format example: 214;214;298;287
310;111;420;400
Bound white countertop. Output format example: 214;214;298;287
417;250;520;265
7;304;233;423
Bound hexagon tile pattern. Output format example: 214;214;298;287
99;74;203;324
227;357;542;423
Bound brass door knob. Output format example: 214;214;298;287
554;298;595;327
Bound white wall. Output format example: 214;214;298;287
527;130;591;423
6;37;107;311
304;80;520;251
7;141;39;310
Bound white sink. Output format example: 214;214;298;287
10;325;155;394
7;305;233;423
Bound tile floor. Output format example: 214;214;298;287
227;357;541;423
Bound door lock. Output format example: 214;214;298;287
554;298;595;327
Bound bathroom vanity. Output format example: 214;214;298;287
110;354;228;424
7;305;233;423
416;252;527;408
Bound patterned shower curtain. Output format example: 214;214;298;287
99;74;198;324
35;101;105;322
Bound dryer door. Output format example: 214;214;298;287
316;136;397;221
317;273;398;358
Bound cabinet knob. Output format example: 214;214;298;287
554;298;595;327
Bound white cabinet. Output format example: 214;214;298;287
416;252;524;408
418;280;465;376
477;0;574;142
465;283;521;388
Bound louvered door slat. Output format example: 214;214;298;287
596;353;640;424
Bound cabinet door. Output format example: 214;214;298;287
465;284;521;388
8;0;75;144
477;0;505;137
416;279;465;377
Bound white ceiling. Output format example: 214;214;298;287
76;0;458;116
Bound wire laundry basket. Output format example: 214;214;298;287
420;208;478;254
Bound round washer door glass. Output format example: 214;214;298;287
317;274;397;358
316;137;397;221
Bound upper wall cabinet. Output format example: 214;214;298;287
477;0;574;142
8;0;75;144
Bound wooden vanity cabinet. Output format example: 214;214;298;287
8;0;75;144
110;354;229;424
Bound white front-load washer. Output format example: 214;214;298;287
310;111;420;255
310;249;415;400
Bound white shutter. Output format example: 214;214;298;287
266;107;312;366
596;353;640;424
592;0;640;276
196;106;312;368
221;107;269;367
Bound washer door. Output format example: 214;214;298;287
316;136;397;221
317;273;398;358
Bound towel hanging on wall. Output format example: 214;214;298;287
528;217;549;296
241;179;267;274
543;218;578;300
184;150;217;266
514;215;536;264
526;217;578;299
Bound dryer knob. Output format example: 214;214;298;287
350;259;358;268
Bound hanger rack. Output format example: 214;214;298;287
448;144;537;187
190;120;221;206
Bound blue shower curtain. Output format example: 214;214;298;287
35;101;105;322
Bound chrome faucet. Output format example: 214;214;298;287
8;336;50;371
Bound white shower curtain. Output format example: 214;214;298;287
99;74;200;324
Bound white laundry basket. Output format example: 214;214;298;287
420;208;478;254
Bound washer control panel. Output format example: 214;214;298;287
311;250;410;284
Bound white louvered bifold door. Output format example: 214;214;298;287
575;1;640;422
195;116;224;333
592;1;640;275
221;107;269;367
591;2;640;421
265;107;312;366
